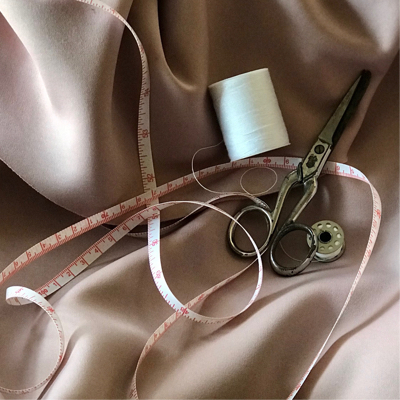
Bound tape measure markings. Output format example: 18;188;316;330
0;159;374;300
0;156;357;290
129;171;381;398
0;286;64;395
0;156;291;288
128;255;255;399
146;203;263;324
287;182;381;399
3;162;377;311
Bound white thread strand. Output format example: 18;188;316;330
191;143;278;197
191;141;226;195
279;242;319;264
239;167;278;196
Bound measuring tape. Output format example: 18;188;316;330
0;160;382;397
0;1;381;398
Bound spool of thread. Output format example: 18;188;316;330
208;68;290;161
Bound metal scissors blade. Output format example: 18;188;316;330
319;69;371;148
300;70;371;182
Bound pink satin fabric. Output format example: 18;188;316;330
0;0;398;398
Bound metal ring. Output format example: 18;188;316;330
269;223;317;276
228;205;273;257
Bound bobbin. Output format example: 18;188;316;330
307;220;345;262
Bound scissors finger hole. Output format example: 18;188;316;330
274;228;317;266
270;224;317;276
228;205;272;257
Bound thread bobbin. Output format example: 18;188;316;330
307;220;345;263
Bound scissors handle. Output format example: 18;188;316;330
228;204;273;257
268;175;319;275
269;222;318;276
227;167;318;259
270;167;318;230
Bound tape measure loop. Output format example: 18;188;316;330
0;286;64;394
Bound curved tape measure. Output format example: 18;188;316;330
0;1;381;398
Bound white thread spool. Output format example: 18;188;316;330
208;68;290;161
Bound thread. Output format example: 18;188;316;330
239;167;278;196
279;242;319;264
191;142;278;196
209;68;290;161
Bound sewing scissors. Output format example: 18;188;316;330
228;70;371;276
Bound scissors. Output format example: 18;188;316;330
228;70;371;276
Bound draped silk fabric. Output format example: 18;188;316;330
0;0;398;398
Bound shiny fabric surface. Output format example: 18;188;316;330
0;0;398;398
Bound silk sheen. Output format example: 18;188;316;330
0;1;398;398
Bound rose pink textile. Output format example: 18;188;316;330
0;0;398;398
